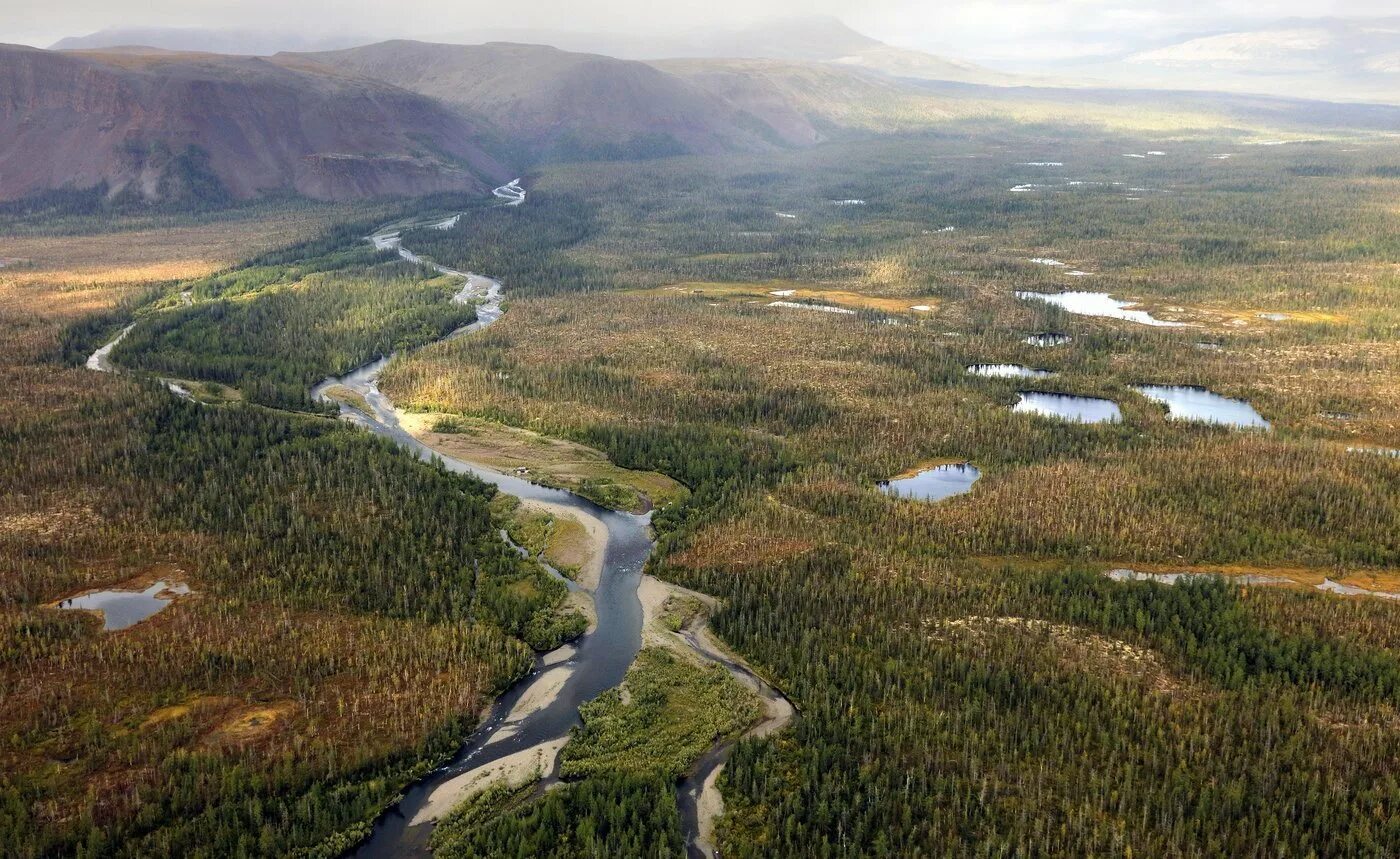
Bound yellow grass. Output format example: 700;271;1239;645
651;280;942;314
400;412;687;512
206;700;296;745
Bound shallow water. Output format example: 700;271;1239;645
1014;391;1121;424
1133;385;1269;429
878;463;981;502
1318;579;1400;600
968;364;1054;379
1024;332;1072;347
56;581;190;631
85;323;136;372
1107;569;1291;587
1016;291;1187;327
309;219;654;858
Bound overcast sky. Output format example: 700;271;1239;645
5;0;1396;63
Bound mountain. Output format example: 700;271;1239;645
651;58;952;138
430;17;1019;86
0;44;511;204
295;41;808;160
49;27;370;56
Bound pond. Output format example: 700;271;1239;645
878;463;980;502
1024;332;1072;347
1014;391;1121;424
1106;569;1292;586
1133;385;1269;429
55;581;191;631
1016;291;1187;327
968;364;1055;379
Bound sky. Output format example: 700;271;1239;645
4;0;1396;64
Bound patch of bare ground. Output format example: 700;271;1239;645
204;700;296;746
0;499;103;539
935;616;1186;694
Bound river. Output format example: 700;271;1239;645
309;206;787;857
85;195;783;857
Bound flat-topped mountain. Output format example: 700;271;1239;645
0;44;510;204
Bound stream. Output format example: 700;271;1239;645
83;194;785;857
305;206;785;856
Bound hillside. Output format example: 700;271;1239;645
298;41;801;161
0;44;511;204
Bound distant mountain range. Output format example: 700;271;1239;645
49;27;369;56
3;17;1398;206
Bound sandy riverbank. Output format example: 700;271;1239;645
517;497;607;592
409;736;569;826
638;574;797;858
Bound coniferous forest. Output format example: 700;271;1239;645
2;119;1399;858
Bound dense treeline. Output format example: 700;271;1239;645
1035;570;1400;700
2;200;579;856
125;386;580;643
114;245;473;411
431;775;683;859
664;550;1400;857
431;647;755;858
401;191;610;298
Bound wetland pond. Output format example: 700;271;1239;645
55;581;190;631
1016;291;1187;327
878;463;980;501
1014;391;1122;424
968;364;1055;379
1133;385;1269;429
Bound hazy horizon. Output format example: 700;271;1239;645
7;0;1400;66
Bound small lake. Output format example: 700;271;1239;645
1132;385;1269;429
1024;332;1072;347
1014;391;1122;424
55;581;190;631
1016;291;1187;327
968;364;1055;379
878;463;980;501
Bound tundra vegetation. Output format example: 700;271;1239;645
2;120;1398;855
384;127;1400;854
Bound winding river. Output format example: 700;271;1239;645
84;191;786;857
307;201;789;855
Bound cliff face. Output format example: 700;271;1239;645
0;45;512;203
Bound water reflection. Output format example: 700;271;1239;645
1133;384;1269;429
55;581;190;630
1016;291;1187;327
1014;391;1122;424
968;364;1054;379
878;463;980;501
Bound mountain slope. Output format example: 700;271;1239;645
297;40;802;161
0;44;511;204
425;17;1018;87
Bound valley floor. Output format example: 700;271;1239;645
4;121;1400;856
